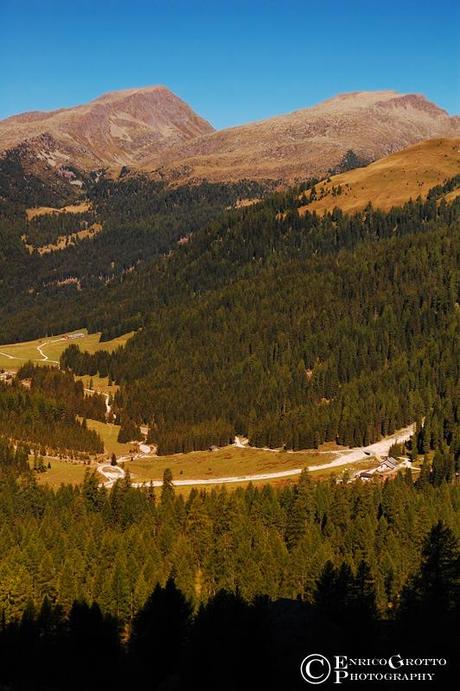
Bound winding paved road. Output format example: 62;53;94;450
97;423;415;488
97;463;126;488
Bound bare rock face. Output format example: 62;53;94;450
143;90;460;183
0;86;215;170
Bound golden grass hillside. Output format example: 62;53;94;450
299;138;460;215
26;201;92;220
33;458;89;488
127;446;336;483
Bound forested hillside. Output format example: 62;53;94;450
0;366;104;455
0;171;270;343
0;435;458;620
61;186;460;454
0;439;459;688
2;4;460;686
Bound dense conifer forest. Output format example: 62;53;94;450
0;366;104;455
0;156;459;689
24;210;97;247
0;438;458;689
60;187;460;453
0;168;270;343
16;363;107;423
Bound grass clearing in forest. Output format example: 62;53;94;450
85;419;133;457
0;329;133;370
127;446;335;483
26;201;92;220
35;447;383;491
32;458;90;488
148;457;382;495
76;374;119;396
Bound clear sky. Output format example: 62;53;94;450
0;0;459;128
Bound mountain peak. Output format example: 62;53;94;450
89;84;175;103
313;90;448;115
316;90;400;107
0;86;214;169
1;87;458;185
145;89;460;183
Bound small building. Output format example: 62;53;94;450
357;470;375;480
376;456;399;473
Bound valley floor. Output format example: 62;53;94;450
5;330;415;490
91;423;415;489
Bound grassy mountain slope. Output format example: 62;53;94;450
300;138;460;214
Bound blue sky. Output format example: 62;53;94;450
0;0;459;128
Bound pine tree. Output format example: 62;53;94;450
161;468;175;508
129;578;192;688
398;521;460;653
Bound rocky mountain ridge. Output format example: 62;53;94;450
1;87;459;189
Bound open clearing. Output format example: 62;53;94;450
127;446;336;483
35;453;379;492
125;423;414;488
168;457;382;494
26;201;92;220
33;458;89;488
76;374;119;396
0;329;133;370
85;419;134;457
36;424;413;490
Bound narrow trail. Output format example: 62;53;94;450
0;351;17;360
0;338;63;365
36;340;61;364
84;388;112;417
97;423;415;489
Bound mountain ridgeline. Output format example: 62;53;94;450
1;88;459;189
60;178;460;456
